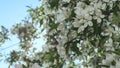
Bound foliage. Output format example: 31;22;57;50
0;26;9;45
1;0;120;68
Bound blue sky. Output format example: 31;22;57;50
0;0;41;68
0;0;40;28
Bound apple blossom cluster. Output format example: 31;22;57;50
11;21;37;42
36;0;120;67
10;0;120;68
27;0;120;67
14;63;40;68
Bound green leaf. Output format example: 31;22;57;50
70;44;81;55
98;65;109;67
112;50;120;55
111;60;116;66
48;0;59;9
49;23;59;32
43;53;54;61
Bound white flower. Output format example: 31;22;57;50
110;65;115;68
94;48;98;53
106;54;115;61
96;1;103;9
77;43;82;50
97;18;102;23
72;22;80;27
31;63;40;68
25;23;32;28
95;10;105;18
62;0;70;3
89;0;95;2
102;54;115;65
20;32;25;37
43;5;52;15
42;44;49;52
73;19;84;28
104;38;114;51
57;45;66;59
69;31;77;38
15;63;23;68
42;44;55;52
78;26;85;33
35;55;40;60
49;29;56;35
56;8;71;22
103;0;109;2
87;21;93;26
94;1;106;10
56;13;66;22
75;2;86;19
93;9;105;23
102;3;107;10
42;62;51;68
116;60;120;68
76;2;85;8
75;8;83;19
87;16;92;21
63;64;70;68
57;23;65;31
41;0;47;4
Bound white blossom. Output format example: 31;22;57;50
57;45;67;59
11;0;120;68
62;0;70;3
56;7;71;22
110;65;116;68
103;0;109;2
15;63;23;68
78;26;85;33
57;23;65;31
42;62;51;68
31;63;40;68
102;54;115;65
116;60;120;68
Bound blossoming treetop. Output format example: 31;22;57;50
1;0;120;68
